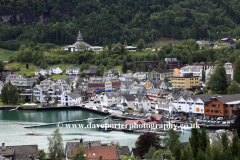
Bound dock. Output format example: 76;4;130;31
23;116;110;128
199;124;230;129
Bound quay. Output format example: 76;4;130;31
199;124;230;129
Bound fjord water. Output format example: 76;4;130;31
0;110;192;151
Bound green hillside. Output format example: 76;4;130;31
1;0;240;51
0;48;15;61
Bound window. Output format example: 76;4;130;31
215;99;217;102
226;111;228;113
217;105;221;107
205;109;209;112
212;104;216;107
220;110;222;113
211;110;213;113
214;110;218;113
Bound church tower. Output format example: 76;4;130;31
77;30;83;42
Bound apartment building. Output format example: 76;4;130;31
171;73;199;89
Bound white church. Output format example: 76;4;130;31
64;30;103;52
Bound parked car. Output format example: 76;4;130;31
175;117;180;120
217;117;224;121
217;121;222;124
206;120;211;124
222;121;227;124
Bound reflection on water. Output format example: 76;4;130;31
0;110;195;151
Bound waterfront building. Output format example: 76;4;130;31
61;92;82;106
145;88;169;107
171;73;199;89
166;90;194;101
134;95;151;111
204;94;240;119
102;91;122;107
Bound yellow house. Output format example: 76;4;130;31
171;74;199;89
173;68;180;76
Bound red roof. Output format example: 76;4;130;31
124;120;145;125
72;145;118;160
3;68;13;71
147;115;162;121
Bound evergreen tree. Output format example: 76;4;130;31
54;96;58;106
137;39;145;50
221;132;228;151
75;82;79;88
173;145;181;159
158;62;166;69
163;129;181;152
122;61;128;73
196;149;205;160
108;43;112;51
189;128;200;159
234;56;240;84
231;130;239;157
144;146;156;159
200;127;208;152
227;81;240;95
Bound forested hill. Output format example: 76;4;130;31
1;0;240;50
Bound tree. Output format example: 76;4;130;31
227;81;240;95
134;77;140;84
144;146;156;159
163;129;180;152
122;61;128;73
114;72;119;77
0;61;4;72
26;63;29;69
76;82;79;88
71;83;74;92
221;132;228;151
1;82;19;105
96;69;102;76
235;41;240;49
72;146;87;160
201;66;205;82
137;39;145;50
200;127;208;153
231;130;239;157
40;60;48;70
132;62;136;73
189;128;200;159
230;39;235;44
164;77;168;83
207;63;228;93
173;145;181;159
124;40;127;46
149;65;153;72
47;128;65;160
38;149;47;160
108;43;112;51
157;50;166;60
22;95;25;103
54;96;58;106
80;72;86;78
136;132;162;158
77;43;86;50
234;56;240;83
158;62;166;69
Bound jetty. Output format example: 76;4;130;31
23;116;110;128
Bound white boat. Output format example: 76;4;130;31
87;118;94;122
26;131;34;135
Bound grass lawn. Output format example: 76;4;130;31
6;62;39;76
0;48;15;61
153;37;185;48
50;74;67;80
0;101;41;107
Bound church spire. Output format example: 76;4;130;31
77;30;83;42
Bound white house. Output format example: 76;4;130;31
35;69;48;76
106;69;121;77
48;67;63;75
134;95;151;111
6;74;23;83
133;72;147;81
66;66;81;75
121;94;137;109
61;92;82;106
33;79;70;104
101;92;122;107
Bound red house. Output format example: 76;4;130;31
145;89;169;106
85;88;96;100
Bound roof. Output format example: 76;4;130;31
104;92;122;98
216;94;240;104
124;119;146;125
86;88;95;93
72;145;118;160
171;90;194;100
116;146;130;159
3;68;13;71
67;92;81;99
67;66;80;70
122;94;137;101
147;115;162;121
0;145;38;160
66;141;101;159
153;69;173;74
89;66;99;70
146;89;169;95
0;155;10;160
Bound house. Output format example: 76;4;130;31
134;95;151;111
204;94;240;119
66;66;81;75
221;38;230;43
124;46;137;51
121;94;138;109
145;89;169;107
57;78;67;85
12;77;38;89
89;66;99;70
147;115;166;124
48;66;62;75
33;79;70;104
88;77;121;92
165;58;183;69
145;80;168;90
72;143;118;160
61;92;82;106
171;73;199;89
166;90;194;101
83;69;97;77
66;75;79;87
148;69;173;81
35;69;48;76
155;99;173;115
133;72;148;81
85;88;96;100
102;92;122;107
116;146;131;159
65;139;101;159
5;74;23;83
173;68;180;76
0;143;38;160
106;69;121;77
0;72;11;82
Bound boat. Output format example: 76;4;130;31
26;131;35;135
88;118;94;122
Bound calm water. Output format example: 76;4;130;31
0;110;193;151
